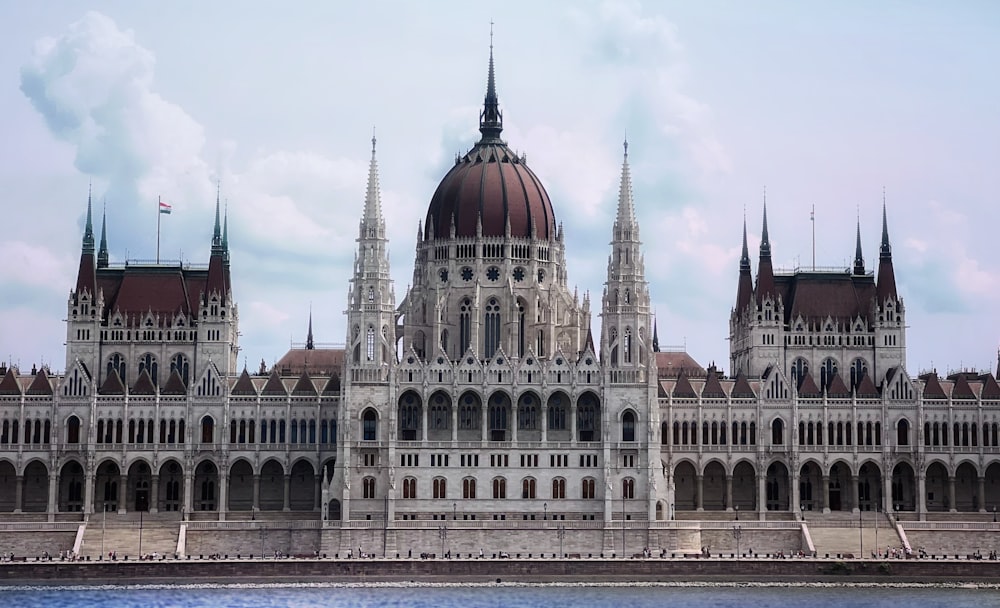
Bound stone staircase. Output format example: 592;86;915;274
79;514;179;558
805;512;900;558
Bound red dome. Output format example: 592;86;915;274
424;141;556;241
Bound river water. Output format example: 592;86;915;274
0;583;995;608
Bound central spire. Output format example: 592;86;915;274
478;27;503;143
82;186;95;254
614;137;638;238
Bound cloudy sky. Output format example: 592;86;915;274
1;2;997;378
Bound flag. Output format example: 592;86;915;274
159;201;172;215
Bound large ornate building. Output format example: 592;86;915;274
1;47;999;556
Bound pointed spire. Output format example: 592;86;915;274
755;196;777;305
735;214;754;313
306;305;315;350
740;215;750;272
876;193;898;303
614;137;637;233
222;199;230;262
478;26;503;143
82;185;95;254
652;318;660;353
759;195;771;258
879;194;891;259
853;216;865;275
212;182;223;252
97;199;109;268
363;130;383;226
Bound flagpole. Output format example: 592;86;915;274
157;196;161;264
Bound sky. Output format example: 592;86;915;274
0;1;998;378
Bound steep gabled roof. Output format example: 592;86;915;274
855;372;880;398
231;369;257;396
261;369;287;396
0;368;20;395
950;374;976;400
981;374;1000;400
655;351;706;379
657;381;669;399
26;368;53;395
672;373;697;398
920;373;946;399
322;374;341;395
131;369;156;395
99;369;126;395
161;369;187;395
731;372;756;398
292;371;318;396
701;371;726;398
826;373;851;398
797;371;821;398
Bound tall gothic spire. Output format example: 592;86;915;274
222;202;230;263
212;182;223;253
97;201;109;268
478;29;503;142
853;217;865;275
879;198;892;259
755;198;777;304
735;215;754;313
364;132;383;226
876;196;898;303
614;138;638;236
759;197;771;258
82;186;95;254
740;215;751;272
306;306;314;350
652;318;660;353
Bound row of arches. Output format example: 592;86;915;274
0;458;329;515
670;459;1000;514
0;418;51;445
392;390;606;442
104;352;190;387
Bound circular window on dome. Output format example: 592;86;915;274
513;267;525;282
439;268;448;282
487;266;500;282
537;269;545;283
461;267;473;281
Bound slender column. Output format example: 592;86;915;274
917;473;927;520
14;475;23;514
757;469;767;520
183;471;193;515
850;475;859;512
725;473;733;511
118;474;127;514
695;474;703;511
510;404;518;443
150;475;159;513
948;475;957;513
218;470;229;520
283;474;291;511
480;403;488;443
451;402;458;442
821;475;830;513
47;473;58;519
978;476;987;512
541;406;548;443
83;470;94;516
791;469;801;515
882;474;892;513
314;474;322;510
252;475;261;511
421;404;428;441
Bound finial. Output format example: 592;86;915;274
372;126;376;156
490;20;494;49
623;131;628;158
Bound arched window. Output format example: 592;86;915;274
366;326;375;361
850;358;868;390
363;477;376;499
820;358;838;390
463;478;476;499
518;394;537;430
362;410;377;441
582;477;596;499
622;411;636;442
433;477;447;499
107;353;126;383
138;353;158;386
622;477;635;499
66;416;80;444
170;353;190;386
577;393;599;442
547;394;566;430
521;478;536;499
623;327;633;364
791;358;809;389
459;299;472;354
402;477;416;499
484;298;501;357
552;478;566;499
771;418;784;445
492;477;506;499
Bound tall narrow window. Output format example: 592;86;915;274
623;328;633;364
366;326;375;361
460;299;472;354
484;298;501;357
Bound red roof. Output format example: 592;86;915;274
131;369;156;395
702;372;726;398
731;372;756;398
797;372;821;397
0;368;20;395
292;371;318;396
981;374;1000;399
275;347;344;377
261;370;287;395
855;373;880;398
656;351;706;379
99;370;125;395
161;369;187;395
950;374;976;400
425;142;555;241
826;373;851;398
672;373;697;398
920;373;946;399
231;369;257;396
777;271;877;326
26;368;53;395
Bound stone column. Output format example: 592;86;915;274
541;406;548;443
47;473;58;521
695;474;703;511
183;471;193;515
421;404;428;441
917;473;926;520
314;474;322;510
283;474;291;511
118;474;127;514
725;473;733;511
252;474;261;511
821;475;830;513
150;475;159;513
948;475;957;513
451;402;458;442
757;469;767;520
83;470;94;516
481;403;488;443
978;476;987;512
14;475;23;514
791;469;801;515
218;470;228;521
850;475;859;513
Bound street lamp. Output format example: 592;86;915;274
732;524;742;559
735;505;739;521
544;502;548;520
453;502;457;521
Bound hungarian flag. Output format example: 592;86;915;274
159;201;172;214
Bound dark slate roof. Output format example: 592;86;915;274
701;371;726;398
261;369;287;396
292;371;318;396
981;374;1000;400
920;373;946;399
826;373;851;398
731;372;756;398
0;368;20;395
776;270;877;326
275;347;344;377
656;351;706;379
322;374;341;395
161;369;187;395
98;265;206;319
672;373;697;398
131;369;156;395
231;369;257;396
797;372;821;398
855;373;880;398
26;368;53;395
99;370;125;395
950;374;976;400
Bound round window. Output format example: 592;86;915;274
487;266;500;281
461;267;473;281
